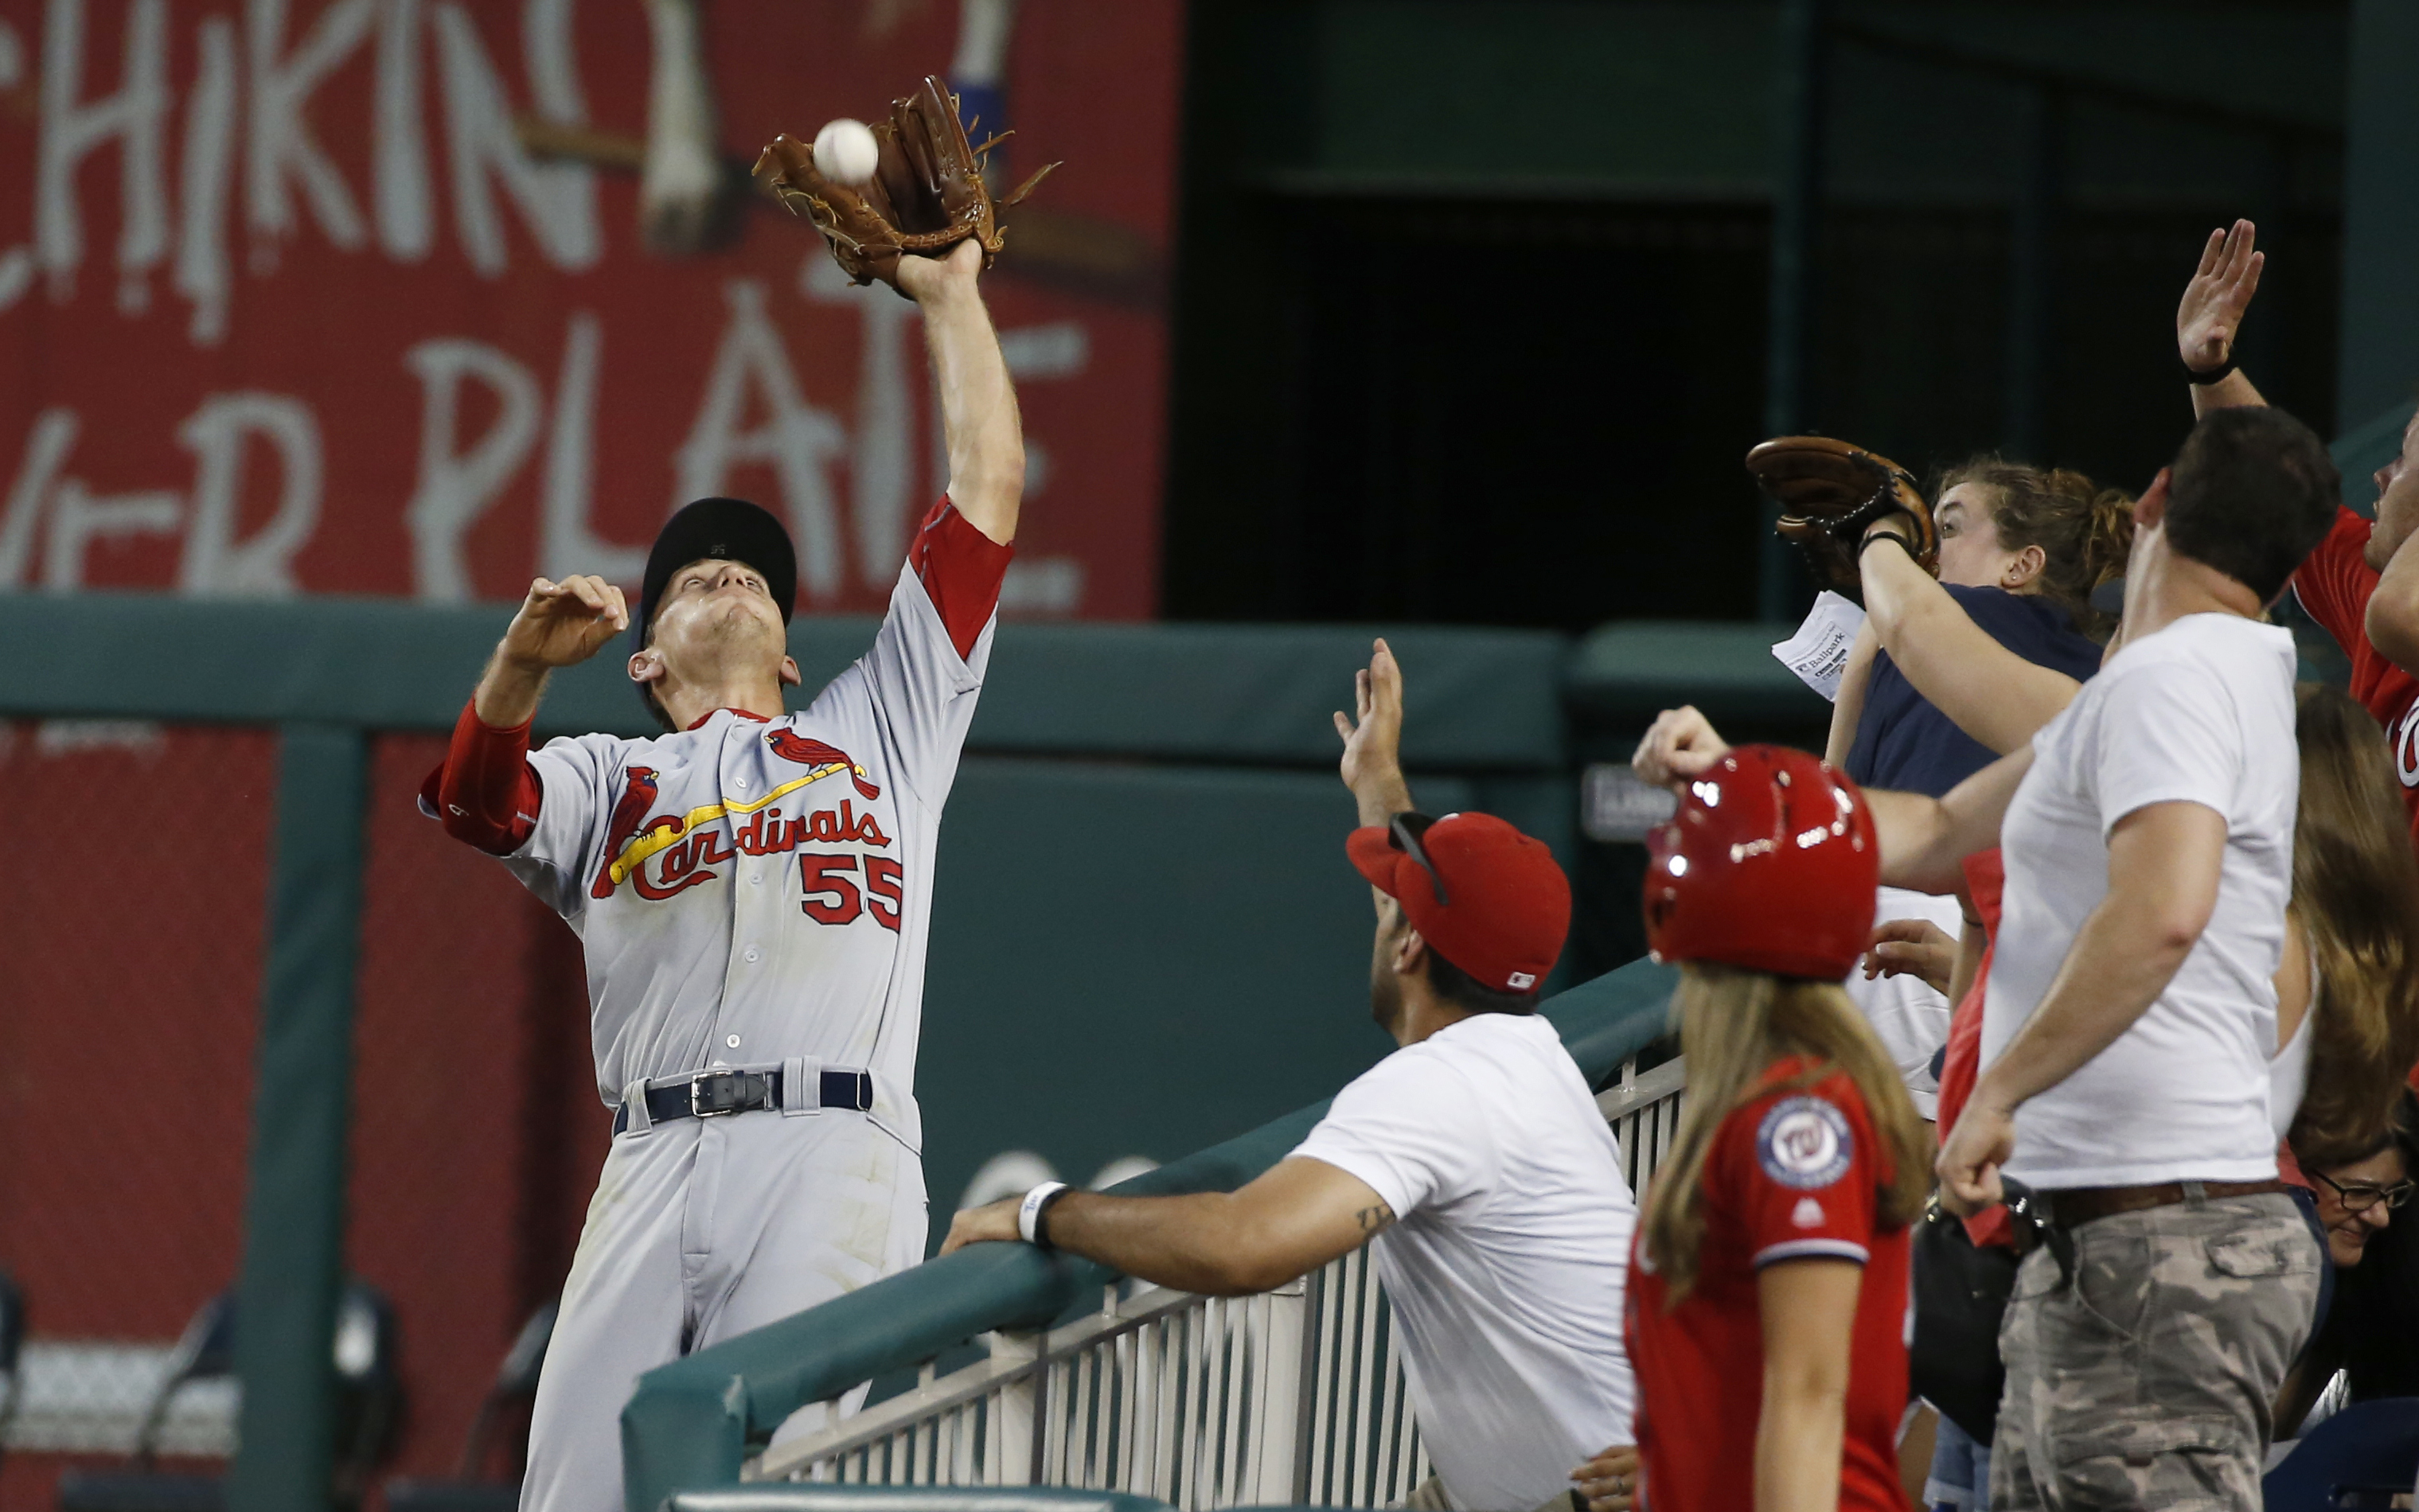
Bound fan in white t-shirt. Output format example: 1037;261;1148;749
1634;404;2343;1510
944;641;1641;1512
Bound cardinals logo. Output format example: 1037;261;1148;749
766;730;881;800
593;766;665;898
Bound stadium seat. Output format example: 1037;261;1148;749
384;1298;558;1512
2261;1396;2419;1511
55;1282;400;1512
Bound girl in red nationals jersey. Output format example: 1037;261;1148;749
1625;743;1929;1512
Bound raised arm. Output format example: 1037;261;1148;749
1858;520;2081;754
1824;621;1877;767
1336;638;1417;828
1635;705;2025;896
2368;469;2419;669
899;240;1024;545
938;1155;1394;1296
1863;749;2031;897
2178;219;2270;417
474;575;630;726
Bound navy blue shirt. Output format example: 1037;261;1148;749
1845;585;2104;798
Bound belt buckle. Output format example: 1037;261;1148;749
689;1070;750;1118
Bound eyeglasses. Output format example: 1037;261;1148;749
2313;1169;2416;1215
1390;813;1449;906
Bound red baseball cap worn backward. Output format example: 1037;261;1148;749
1347;813;1572;993
1642;744;1879;981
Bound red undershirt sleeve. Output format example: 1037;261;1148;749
907;494;1013;661
419;699;543;856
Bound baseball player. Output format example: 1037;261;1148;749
1623;742;1928;1512
419;237;1021;1512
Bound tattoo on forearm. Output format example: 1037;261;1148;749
1355;1202;1395;1237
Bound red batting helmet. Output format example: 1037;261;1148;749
1642;745;1878;981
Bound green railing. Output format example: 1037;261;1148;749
617;955;1679;1512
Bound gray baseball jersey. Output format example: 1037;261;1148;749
479;553;993;1512
503;555;987;1149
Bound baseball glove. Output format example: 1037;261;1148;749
755;76;1059;294
1746;435;1938;594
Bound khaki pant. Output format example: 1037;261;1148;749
1992;1189;2320;1510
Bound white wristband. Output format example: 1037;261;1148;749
1018;1182;1070;1246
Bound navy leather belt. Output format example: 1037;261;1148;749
613;1066;873;1135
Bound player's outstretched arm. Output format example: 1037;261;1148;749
938;1156;1394;1298
2179;219;2269;417
899;240;1023;546
474;574;630;727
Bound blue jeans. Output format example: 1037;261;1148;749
1925;1413;1992;1511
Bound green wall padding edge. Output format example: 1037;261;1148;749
619;956;1678;1512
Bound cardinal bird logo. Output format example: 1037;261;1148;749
592;766;664;898
765;730;881;800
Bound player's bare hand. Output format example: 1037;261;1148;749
938;1196;1024;1257
896;237;983;304
1935;1096;2015;1216
1334;638;1407;794
2178;219;2262;375
1862;918;1957;994
499;575;630;671
1632;706;1730;793
1571;1444;1639;1512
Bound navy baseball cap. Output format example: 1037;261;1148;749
634;497;798;645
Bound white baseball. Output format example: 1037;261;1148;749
813;119;879;186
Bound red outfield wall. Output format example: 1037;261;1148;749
0;2;1181;1504
0;0;1180;618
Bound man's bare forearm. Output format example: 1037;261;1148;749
1044;1191;1294;1297
922;279;1023;545
1870;749;2030;895
1352;765;1415;828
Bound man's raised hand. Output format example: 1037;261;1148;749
501;575;630;671
1631;706;1731;793
2178;219;2263;375
1335;638;1405;786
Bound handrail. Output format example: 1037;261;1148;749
619;956;1679;1512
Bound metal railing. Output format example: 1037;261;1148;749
747;1057;1687;1510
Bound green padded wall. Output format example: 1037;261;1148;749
915;760;1477;1228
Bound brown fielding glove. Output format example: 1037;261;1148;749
1745;435;1938;595
755;76;1059;295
